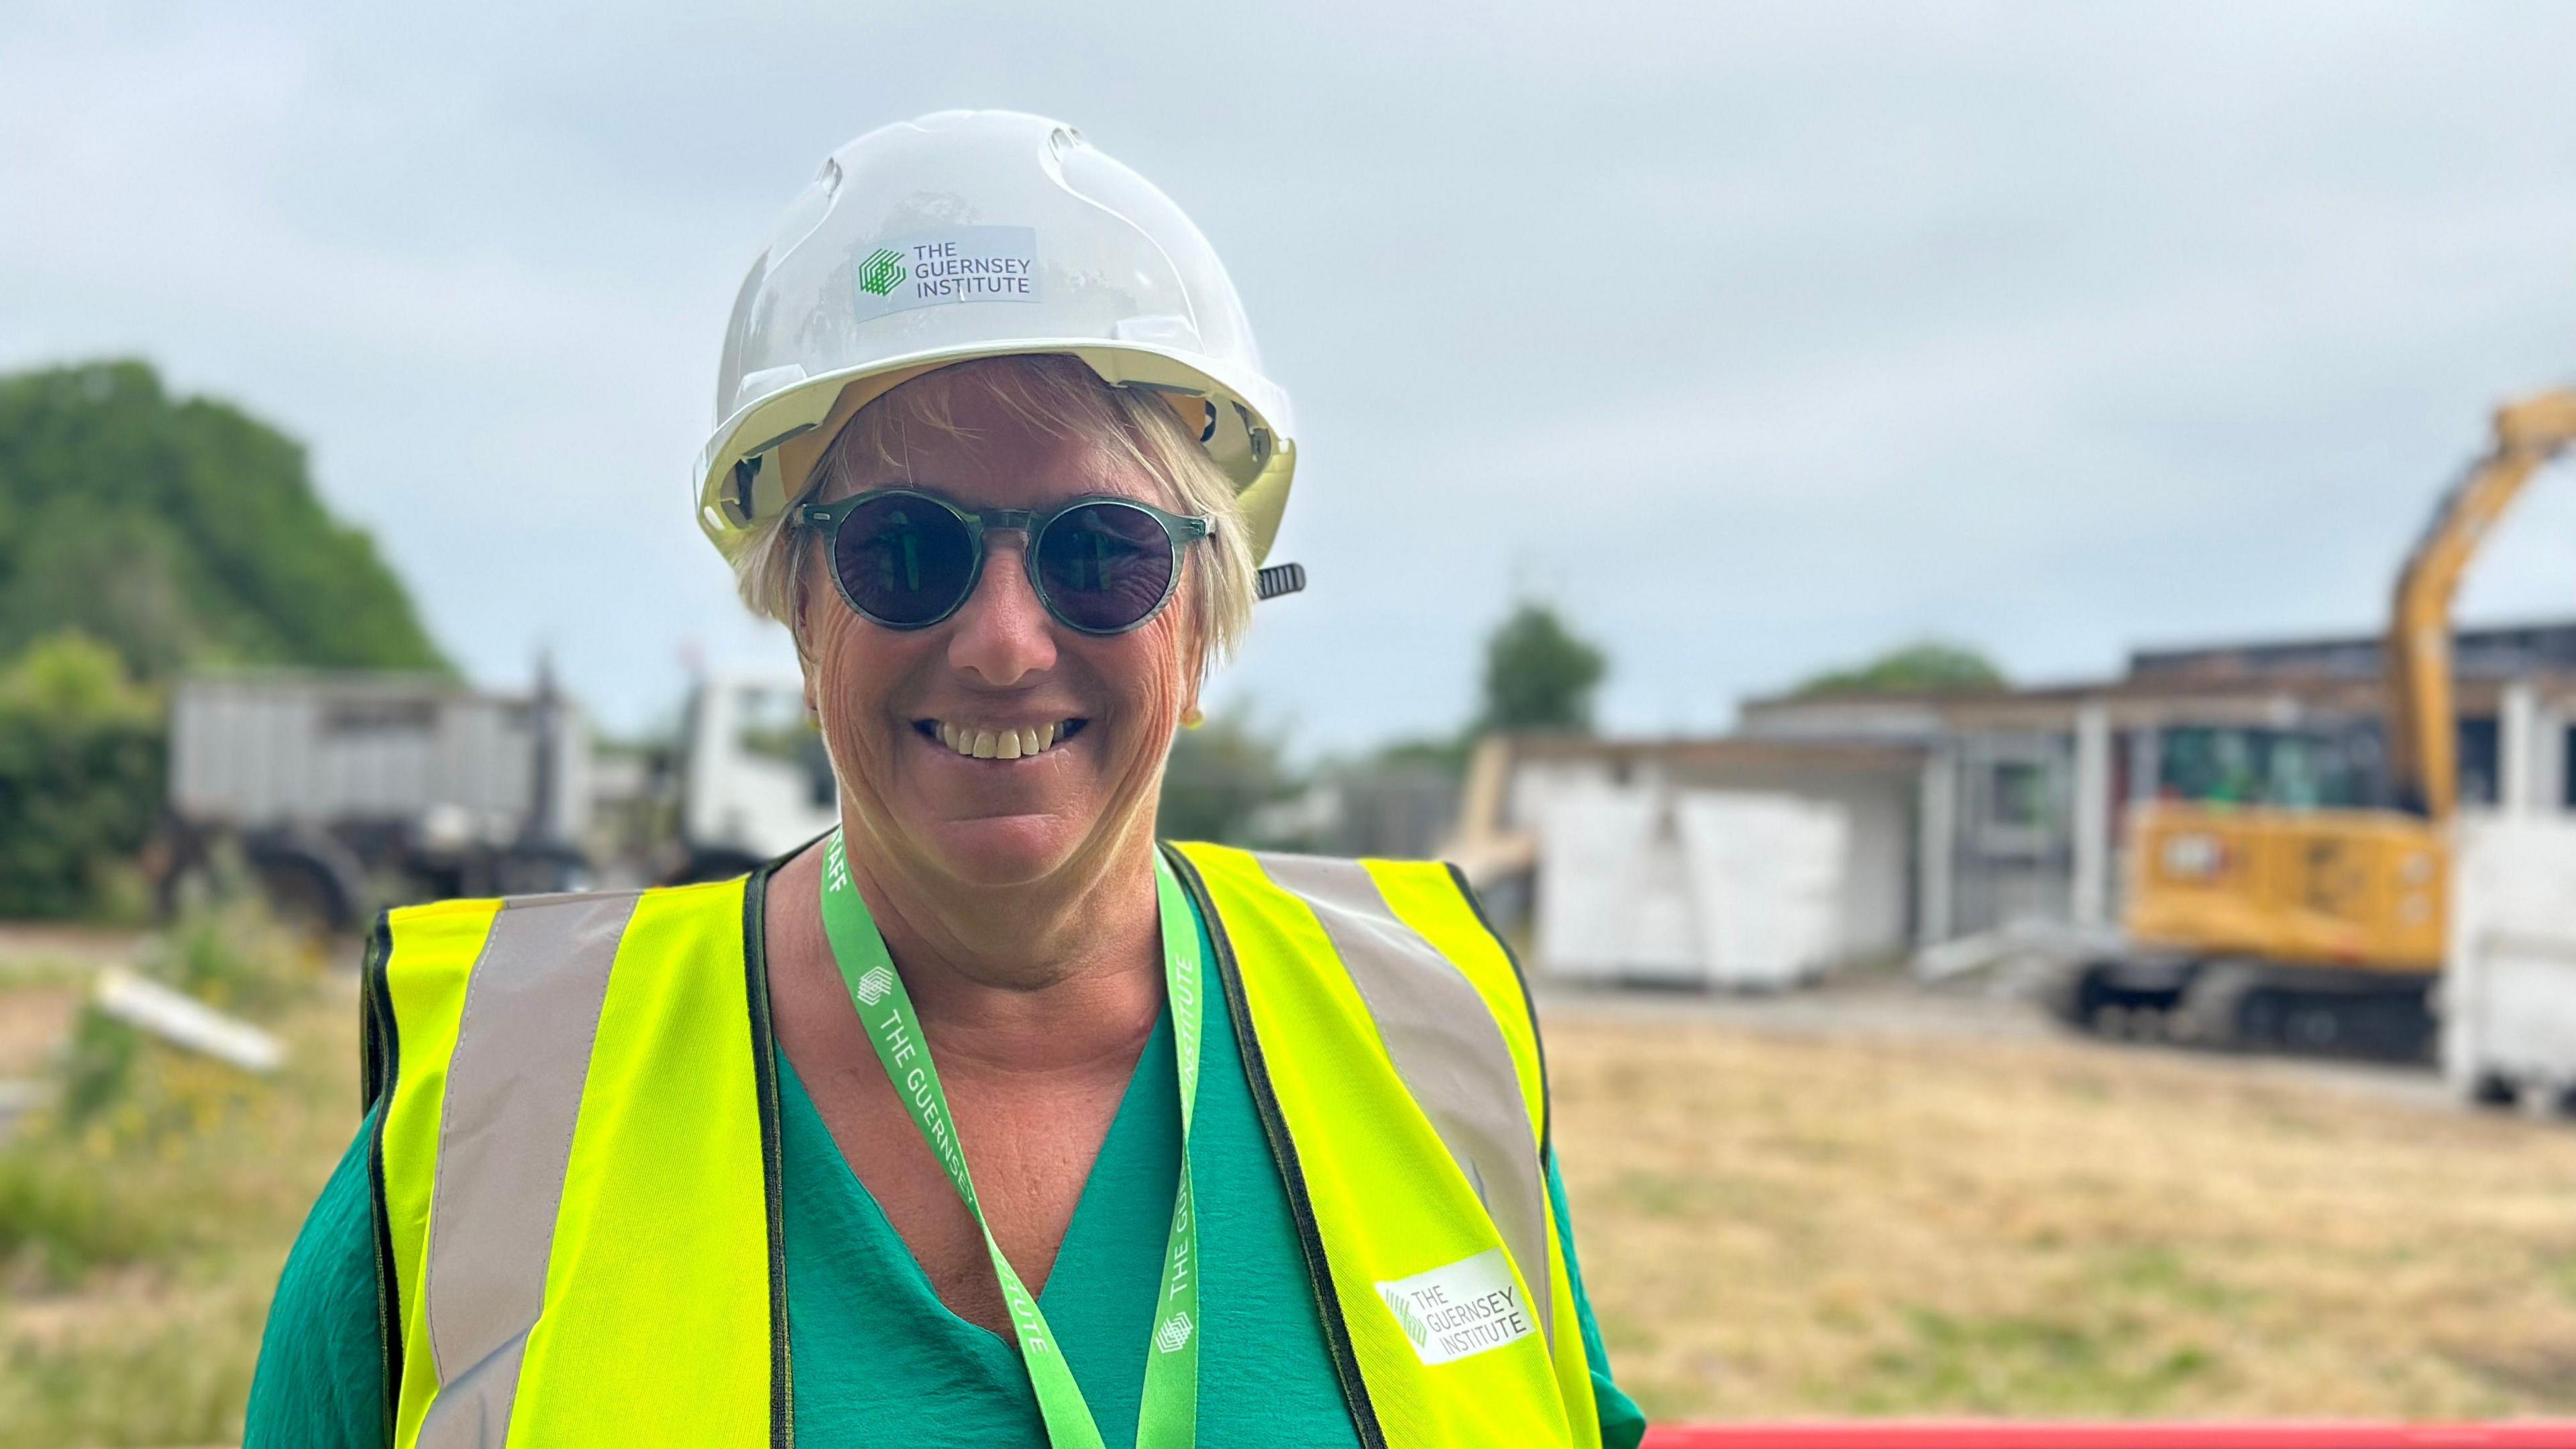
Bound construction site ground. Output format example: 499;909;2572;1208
3;924;2576;1442
1543;973;2576;1424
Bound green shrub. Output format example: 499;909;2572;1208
56;1007;140;1128
0;632;164;919
141;894;311;1019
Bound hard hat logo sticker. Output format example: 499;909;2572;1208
851;227;1040;320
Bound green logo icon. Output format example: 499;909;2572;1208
855;965;896;1006
1381;1288;1430;1350
858;248;909;297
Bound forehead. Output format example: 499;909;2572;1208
818;368;1167;511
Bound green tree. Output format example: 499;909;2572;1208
0;360;446;679
0;633;164;918
1479;600;1607;733
1791;640;2005;698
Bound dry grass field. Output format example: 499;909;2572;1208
1547;1002;2576;1424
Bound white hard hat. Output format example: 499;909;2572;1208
696;109;1297;565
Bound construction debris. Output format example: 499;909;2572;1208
93;966;282;1073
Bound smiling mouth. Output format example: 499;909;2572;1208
915;718;1089;761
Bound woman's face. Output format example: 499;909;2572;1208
796;381;1200;892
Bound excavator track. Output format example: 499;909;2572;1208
2043;958;2435;1063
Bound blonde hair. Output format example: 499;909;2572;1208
732;355;1256;676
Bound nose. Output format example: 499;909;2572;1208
946;535;1058;686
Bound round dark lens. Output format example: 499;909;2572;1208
1034;502;1175;633
832;495;977;627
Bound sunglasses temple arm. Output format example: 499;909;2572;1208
1254;561;1306;602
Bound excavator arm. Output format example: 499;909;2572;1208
2383;388;2576;820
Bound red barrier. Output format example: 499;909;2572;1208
1644;1426;2576;1448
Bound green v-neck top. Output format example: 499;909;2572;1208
244;878;1647;1448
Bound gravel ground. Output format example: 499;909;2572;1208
1534;971;2460;1116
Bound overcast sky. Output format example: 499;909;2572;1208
8;3;2576;750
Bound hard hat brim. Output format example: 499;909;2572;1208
694;339;1295;564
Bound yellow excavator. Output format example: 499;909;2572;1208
2053;388;2576;1055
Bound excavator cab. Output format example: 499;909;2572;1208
2100;716;2445;1057
2154;723;2383;811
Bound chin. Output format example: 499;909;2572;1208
916;813;1089;888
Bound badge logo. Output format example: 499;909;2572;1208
1379;1287;1433;1352
857;248;909;297
1155;1310;1194;1354
855;965;897;1006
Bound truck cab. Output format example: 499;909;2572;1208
672;673;841;882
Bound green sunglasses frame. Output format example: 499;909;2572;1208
794;488;1213;636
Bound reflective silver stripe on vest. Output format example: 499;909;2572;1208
1252;853;1554;1345
419;891;640;1448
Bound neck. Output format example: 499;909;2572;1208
822;817;1167;1076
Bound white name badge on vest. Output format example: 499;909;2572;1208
1375;1248;1537;1366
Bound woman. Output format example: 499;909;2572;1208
248;109;1646;1449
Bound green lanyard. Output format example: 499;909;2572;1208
817;829;1202;1449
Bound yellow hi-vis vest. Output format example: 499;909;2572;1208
363;844;1604;1448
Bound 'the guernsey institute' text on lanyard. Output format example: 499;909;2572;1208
818;829;1203;1449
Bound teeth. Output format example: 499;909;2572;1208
934;720;1069;760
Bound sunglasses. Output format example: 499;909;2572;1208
794;488;1212;635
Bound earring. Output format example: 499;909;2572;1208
1180;706;1204;729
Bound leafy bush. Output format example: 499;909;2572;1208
140;893;313;1020
0;632;164;918
56;1007;141;1129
